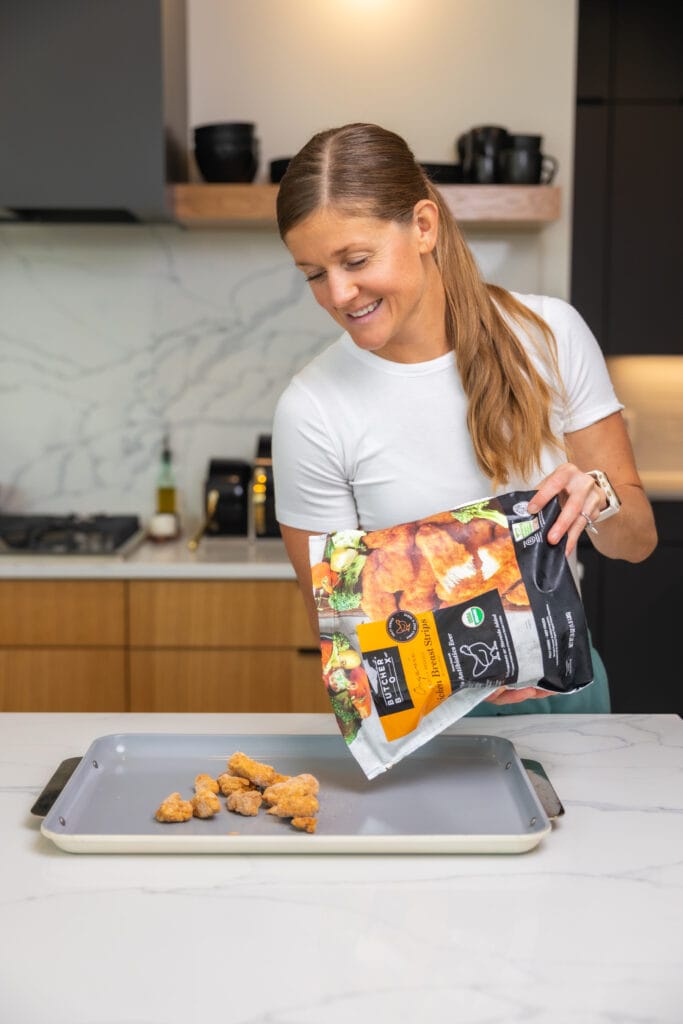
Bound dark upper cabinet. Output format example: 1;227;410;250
613;0;683;100
0;0;188;220
571;0;682;356
570;105;610;342
608;105;683;354
575;0;612;100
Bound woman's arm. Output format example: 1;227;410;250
527;410;657;561
279;524;321;641
488;410;656;707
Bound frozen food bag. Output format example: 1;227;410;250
309;491;594;779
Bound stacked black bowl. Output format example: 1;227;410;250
194;122;259;183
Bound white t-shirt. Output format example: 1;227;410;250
272;293;623;534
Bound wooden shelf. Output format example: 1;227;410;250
170;183;561;229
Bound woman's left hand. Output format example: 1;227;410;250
526;461;603;557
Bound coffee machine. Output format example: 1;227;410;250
204;459;251;536
251;435;280;538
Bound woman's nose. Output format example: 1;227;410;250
327;270;358;308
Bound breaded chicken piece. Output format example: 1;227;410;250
191;789;221;818
266;793;319;819
446;517;497;552
502;579;531;609
291;816;317;833
227;752;282;789
363;522;416;551
478;537;523;595
226;789;263;816
360;549;400;620
155;792;193;823
399;550;438;613
194;773;219;794
216;772;253;795
415;524;477;600
262;773;319;806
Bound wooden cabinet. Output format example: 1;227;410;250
130;649;327;714
0;578;327;714
128;580;327;713
0;581;127;711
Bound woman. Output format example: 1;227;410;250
272;123;656;714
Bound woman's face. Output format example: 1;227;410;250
285;203;447;363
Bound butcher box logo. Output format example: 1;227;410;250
386;610;418;642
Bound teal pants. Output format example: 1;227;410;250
466;641;610;716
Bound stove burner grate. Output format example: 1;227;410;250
0;515;141;555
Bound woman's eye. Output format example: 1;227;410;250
347;257;367;269
305;270;325;282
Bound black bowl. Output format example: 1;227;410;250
194;145;258;183
420;162;463;184
269;158;292;183
194;122;255;145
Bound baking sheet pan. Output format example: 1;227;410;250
40;733;551;854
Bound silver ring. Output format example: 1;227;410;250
581;511;598;535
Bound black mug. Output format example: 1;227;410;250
469;152;498;184
498;148;558;184
458;125;509;182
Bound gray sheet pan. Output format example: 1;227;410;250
41;733;552;854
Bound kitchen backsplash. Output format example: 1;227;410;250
0;223;553;521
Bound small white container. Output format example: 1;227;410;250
147;513;178;542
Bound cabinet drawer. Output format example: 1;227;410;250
128;580;314;648
0;648;126;711
0;581;125;645
130;648;329;713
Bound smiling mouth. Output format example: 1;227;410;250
346;299;381;320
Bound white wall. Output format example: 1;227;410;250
188;0;578;298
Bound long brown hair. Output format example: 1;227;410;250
277;123;564;486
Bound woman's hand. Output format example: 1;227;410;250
527;412;656;563
485;686;555;706
526;461;603;557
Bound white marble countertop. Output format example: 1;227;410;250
0;535;296;579
1;711;681;1023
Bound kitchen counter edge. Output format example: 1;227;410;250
0;537;297;580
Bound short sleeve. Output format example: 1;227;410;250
544;298;624;433
271;378;359;532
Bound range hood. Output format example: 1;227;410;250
0;0;188;222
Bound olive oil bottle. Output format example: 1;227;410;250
156;437;176;515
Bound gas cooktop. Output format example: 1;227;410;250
0;514;142;556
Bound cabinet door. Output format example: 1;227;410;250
570;104;610;341
607;105;682;355
576;0;611;100
129;648;330;713
0;581;125;645
600;546;682;714
613;0;683;100
0;649;126;711
128;580;314;648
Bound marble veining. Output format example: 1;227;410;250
0;224;338;519
0;712;681;1023
0;223;551;521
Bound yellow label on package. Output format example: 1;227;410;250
356;611;452;741
356;591;515;742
